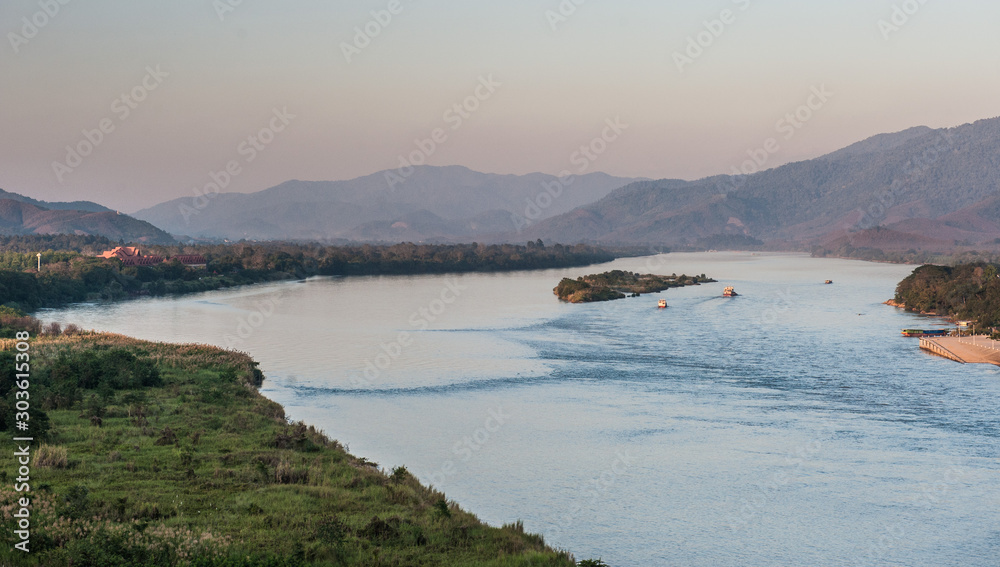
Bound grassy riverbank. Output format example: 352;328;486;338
0;331;575;566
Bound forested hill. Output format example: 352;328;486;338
133;166;637;242
526;116;1000;250
0;198;173;244
0;188;112;213
894;263;1000;327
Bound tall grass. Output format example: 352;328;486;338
0;333;577;566
34;445;68;468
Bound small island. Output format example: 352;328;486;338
554;270;716;303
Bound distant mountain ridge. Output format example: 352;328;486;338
132;166;640;241
19;116;1000;251
0;191;173;244
0;188;112;213
523;117;1000;250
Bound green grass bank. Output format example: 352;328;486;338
0;332;577;566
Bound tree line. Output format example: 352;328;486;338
894;263;1000;327
0;236;618;312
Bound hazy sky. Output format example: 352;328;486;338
2;0;999;212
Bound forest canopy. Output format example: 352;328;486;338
894;263;1000;326
0;236;619;312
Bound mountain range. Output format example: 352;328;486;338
6;116;1000;251
0;189;113;213
0;192;174;244
522;117;1000;251
132;167;640;242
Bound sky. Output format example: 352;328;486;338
2;0;999;212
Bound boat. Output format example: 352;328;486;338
723;286;738;297
825;280;833;284
658;299;667;308
901;329;949;337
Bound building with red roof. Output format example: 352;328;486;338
98;247;206;268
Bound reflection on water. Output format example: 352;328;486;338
39;253;1000;566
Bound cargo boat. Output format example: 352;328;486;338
901;329;949;337
723;286;738;297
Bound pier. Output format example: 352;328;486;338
920;336;1000;366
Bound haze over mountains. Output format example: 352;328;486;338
523;117;1000;251
133;167;640;242
6;116;1000;252
129;116;1000;251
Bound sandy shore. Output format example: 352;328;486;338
921;336;1000;366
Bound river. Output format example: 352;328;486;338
38;252;1000;566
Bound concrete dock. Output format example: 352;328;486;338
920;336;1000;366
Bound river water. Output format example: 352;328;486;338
38;253;1000;566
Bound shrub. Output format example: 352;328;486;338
86;394;106;419
360;516;400;542
0;305;42;336
315;515;347;546
48;348;162;391
433;498;451;519
155;427;178;446
62;485;90;519
28;406;51;439
35;444;69;468
274;459;308;484
555;277;590;299
390;465;410;484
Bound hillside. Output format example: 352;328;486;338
0;199;174;244
524;117;1000;249
0;188;112;214
132;166;637;242
894;263;1000;326
0;330;576;566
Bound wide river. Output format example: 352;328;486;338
38;253;1000;566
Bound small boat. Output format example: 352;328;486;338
723;286;738;297
825;280;833;284
658;299;667;308
901;329;949;337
